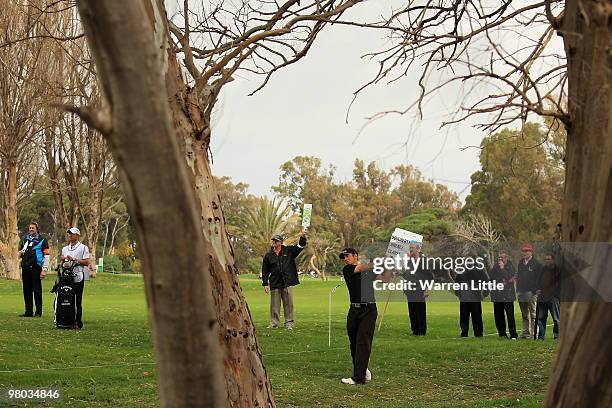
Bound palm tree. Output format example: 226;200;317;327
232;197;299;257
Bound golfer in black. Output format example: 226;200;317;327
340;248;377;385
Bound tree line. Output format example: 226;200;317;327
218;122;564;278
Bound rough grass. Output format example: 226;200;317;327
0;273;557;407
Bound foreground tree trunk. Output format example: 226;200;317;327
545;1;612;406
0;161;20;280
163;33;275;408
75;1;225;406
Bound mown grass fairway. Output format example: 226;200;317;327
0;273;557;407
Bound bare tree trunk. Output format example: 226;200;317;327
85;206;98;274
43;128;69;236
75;1;225;406
309;254;321;277
1;161;20;280
162;12;275;408
83;129;109;274
309;254;327;281
102;219;109;257
545;1;612;406
199;158;274;407
167;89;275;405
108;216;129;254
109;218;117;254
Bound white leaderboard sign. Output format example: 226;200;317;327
385;228;423;257
302;204;313;227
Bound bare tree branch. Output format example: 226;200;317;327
56;103;112;135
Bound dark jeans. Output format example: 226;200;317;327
347;304;377;383
73;280;84;328
22;264;42;315
536;298;560;340
493;301;517;338
407;301;427;335
460;302;483;337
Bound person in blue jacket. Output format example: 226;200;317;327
18;222;50;317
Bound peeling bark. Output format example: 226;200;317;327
75;0;226;406
0;161;20;280
545;1;612;406
163;31;275;408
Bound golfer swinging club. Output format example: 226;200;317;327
339;248;388;385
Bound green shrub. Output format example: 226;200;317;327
244;258;261;274
102;255;123;273
130;259;142;274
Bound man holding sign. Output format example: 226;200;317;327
262;227;308;329
382;228;430;336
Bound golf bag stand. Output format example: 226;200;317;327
533;300;539;340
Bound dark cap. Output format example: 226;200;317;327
271;234;284;242
339;248;358;259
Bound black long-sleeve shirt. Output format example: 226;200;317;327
517;257;542;293
261;236;307;289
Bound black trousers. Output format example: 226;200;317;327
407;301;427;335
73;280;84;328
460;302;483;337
347;304;377;383
22;264;43;315
493;301;517;338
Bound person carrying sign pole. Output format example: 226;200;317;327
261;230;307;330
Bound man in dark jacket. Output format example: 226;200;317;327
516;243;542;339
454;256;488;337
403;243;433;336
262;231;307;329
489;251;518;338
19;222;50;317
536;254;561;340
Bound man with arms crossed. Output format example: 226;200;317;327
18;222;50;317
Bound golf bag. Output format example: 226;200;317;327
51;260;77;329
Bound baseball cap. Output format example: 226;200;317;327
339;248;358;259
521;243;534;252
271;234;284;242
67;227;81;235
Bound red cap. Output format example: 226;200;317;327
521;243;534;252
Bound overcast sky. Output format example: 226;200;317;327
203;3;487;200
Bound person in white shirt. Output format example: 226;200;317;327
61;227;91;329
